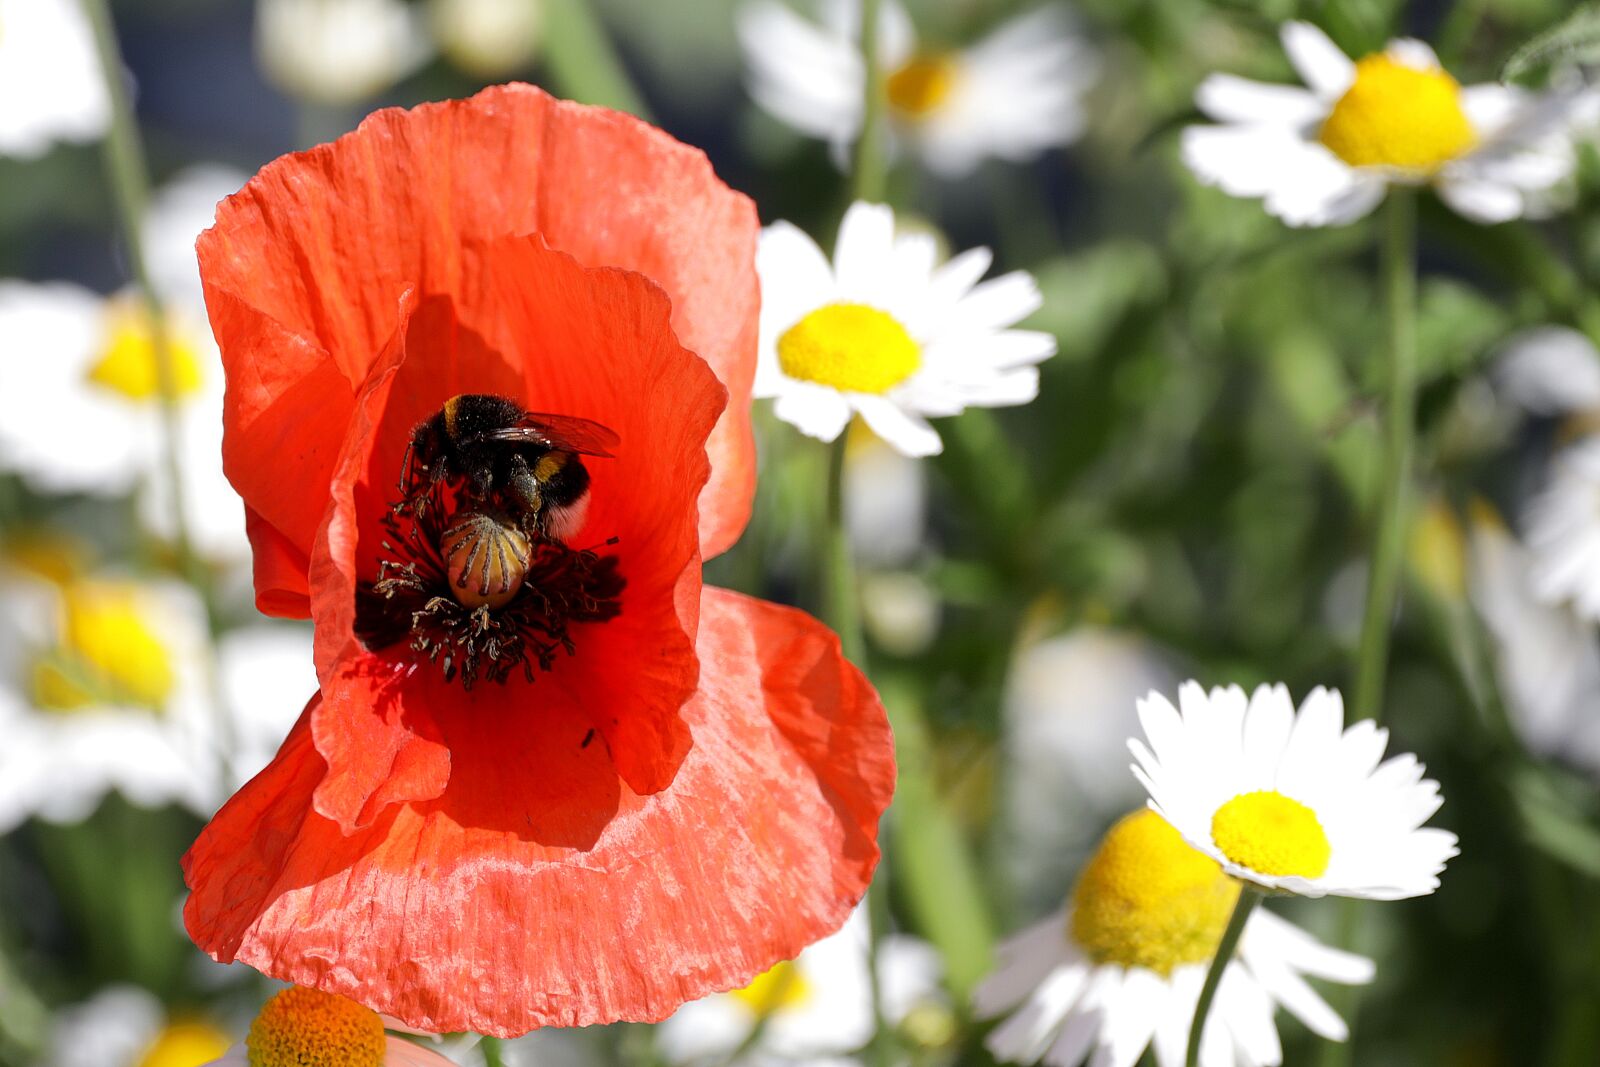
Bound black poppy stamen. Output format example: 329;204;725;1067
354;395;624;688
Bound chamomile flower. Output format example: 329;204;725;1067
45;984;232;1067
256;0;431;107
1524;435;1600;622
203;987;461;1067
1469;505;1600;774
430;0;543;78
656;905;946;1065
0;567;313;830
1130;682;1458;899
1183;21;1583;227
1492;326;1600;418
738;0;1097;176
0;0;110;158
756;202;1056;456
976;809;1375;1067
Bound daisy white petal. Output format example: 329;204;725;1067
1195;74;1326;126
1525;436;1600;621
1492;326;1600;416
0;0;110;158
1279;21;1354;98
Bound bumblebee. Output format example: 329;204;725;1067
403;393;619;544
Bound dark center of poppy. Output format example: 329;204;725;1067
352;395;624;689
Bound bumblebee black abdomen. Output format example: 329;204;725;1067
444;394;527;440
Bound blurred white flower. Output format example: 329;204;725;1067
1131;682;1458;900
1492;325;1600;418
1184;22;1584;227
256;0;431;107
431;0;543;78
0;166;251;560
1469;506;1600;775
45;984;232;1067
976;809;1375;1067
846;423;927;566
0;0;110;158
756;202;1056;456
0;568;313;831
1001;627;1179;904
738;0;1097;176
656;905;946;1065
1525;434;1600;622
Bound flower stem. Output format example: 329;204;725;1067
479;1035;504;1067
851;0;888;204
1350;188;1417;727
1318;189;1419;1067
81;0;234;775
1185;887;1261;1067
823;434;866;662
541;0;653;121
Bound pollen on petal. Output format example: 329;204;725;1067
1211;790;1332;878
1069;809;1240;974
246;988;386;1067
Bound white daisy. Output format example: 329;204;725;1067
756;201;1057;456
656;904;946;1066
1002;628;1180;905
200;987;462;1067
976;809;1375;1067
1492;326;1600;418
1469;506;1600;775
430;0;543;79
738;0;1097;177
256;0;431;107
1130;682;1459;900
1524;435;1600;622
44;984;233;1067
0;566;314;831
0;162;250;560
0;0;111;158
1183;21;1583;227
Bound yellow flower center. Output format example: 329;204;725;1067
135;1021;233;1067
31;584;176;713
777;302;920;394
887;52;960;119
1211;791;1332;878
1317;53;1477;173
1070;809;1241;974
730;959;810;1016
87;301;205;402
246;988;386;1067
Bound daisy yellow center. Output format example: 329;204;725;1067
1070;809;1241;975
246;988;386;1067
730;959;811;1016
1317;54;1477;172
135;1021;233;1067
87;302;205;402
1211;791;1331;878
777;303;920;394
887;52;959;118
31;584;175;712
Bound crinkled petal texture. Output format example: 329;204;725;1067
204;83;759;610
1129;682;1459;900
185;586;893;1035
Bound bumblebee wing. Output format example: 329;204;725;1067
472;413;621;457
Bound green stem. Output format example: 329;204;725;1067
479;1035;505;1067
1318;190;1419;1067
82;0;235;780
540;0;653;120
1185;887;1262;1067
851;0;888;204
823;435;865;663
1350;189;1417;727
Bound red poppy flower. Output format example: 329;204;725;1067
181;85;895;1036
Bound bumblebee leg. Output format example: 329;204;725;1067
505;453;542;522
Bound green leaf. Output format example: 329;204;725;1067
1503;4;1600;84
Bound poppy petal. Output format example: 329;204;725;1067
203;83;758;600
305;241;719;829
181;586;894;1036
